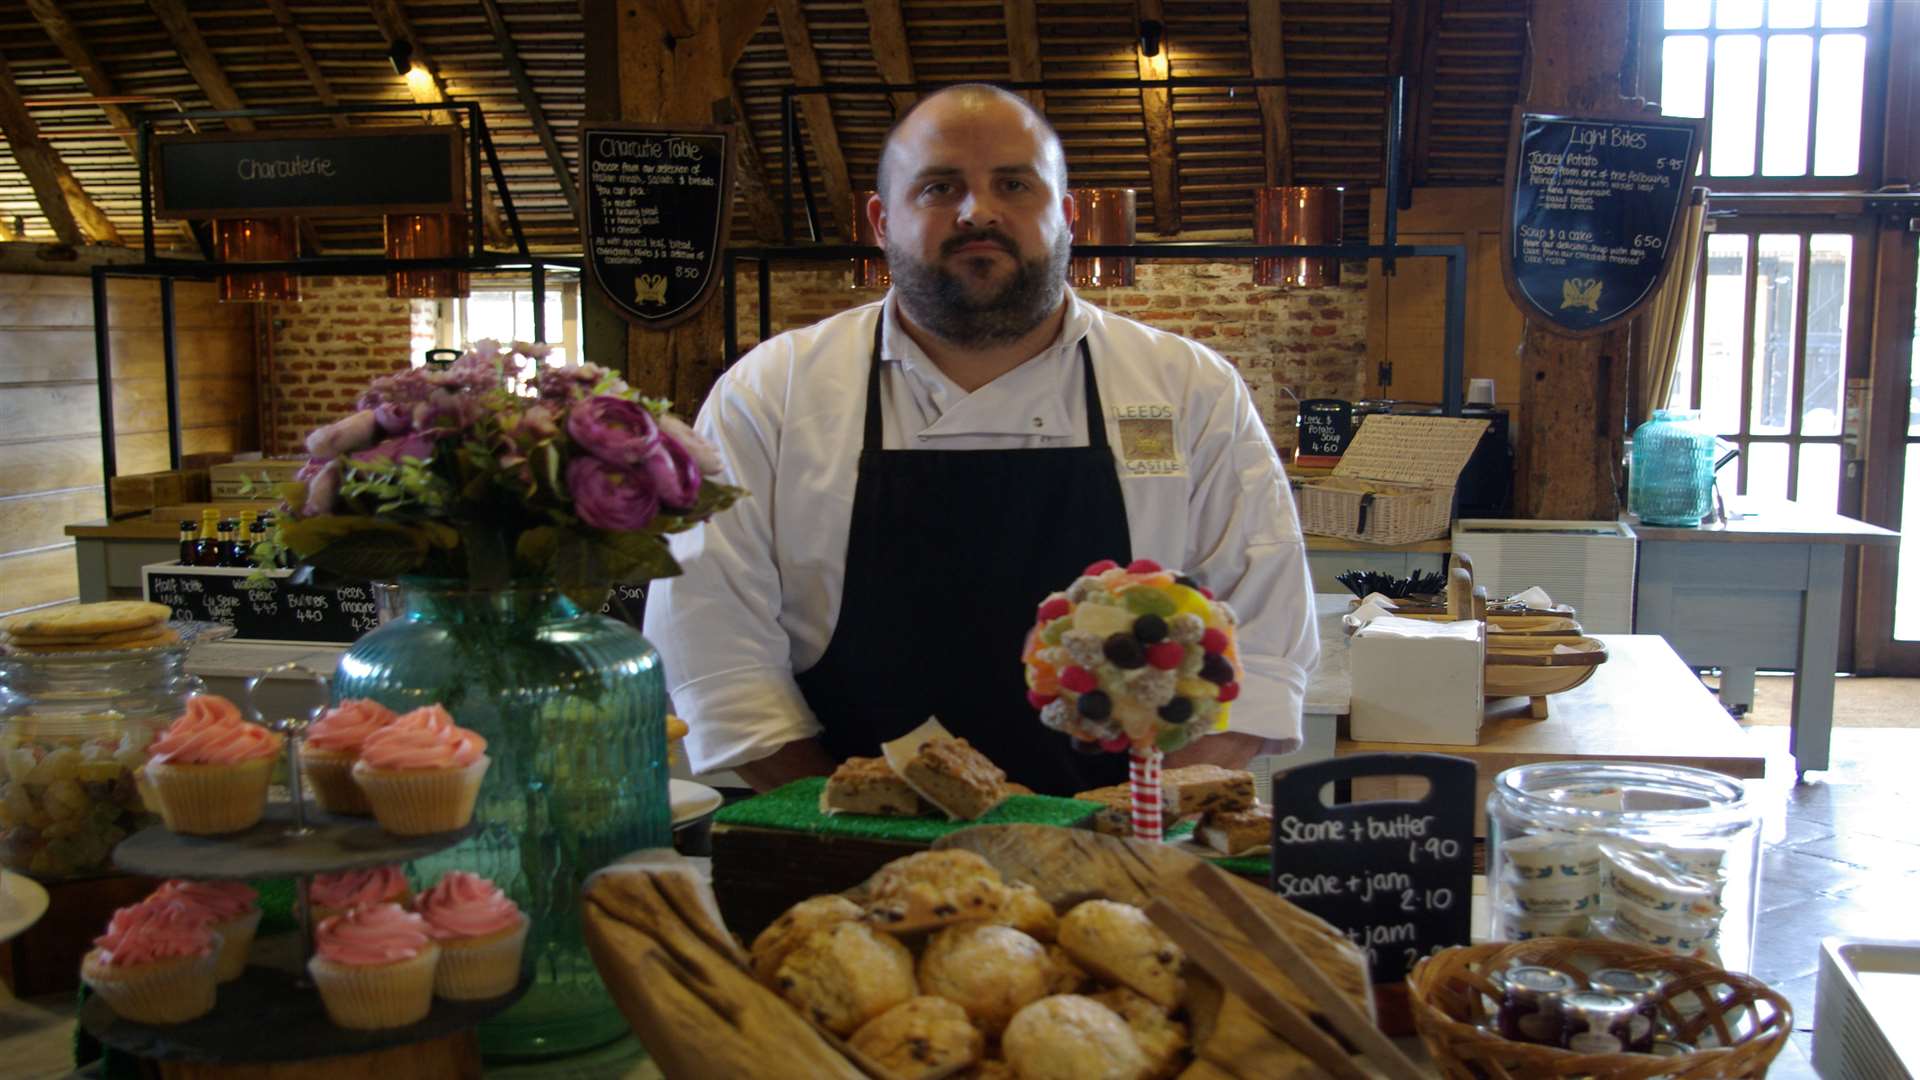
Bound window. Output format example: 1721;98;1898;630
427;282;583;368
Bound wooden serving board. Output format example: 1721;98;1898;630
583;825;1375;1080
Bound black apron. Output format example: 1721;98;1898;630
796;313;1134;795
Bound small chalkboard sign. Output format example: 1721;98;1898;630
1297;399;1355;460
141;565;378;645
599;582;648;630
580;124;734;330
1502;109;1703;335
152;127;464;220
1268;753;1475;984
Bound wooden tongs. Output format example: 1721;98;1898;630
1146;864;1426;1080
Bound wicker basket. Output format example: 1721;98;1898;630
1296;415;1489;545
1408;938;1791;1079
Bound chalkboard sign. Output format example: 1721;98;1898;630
1502;110;1702;335
580;124;734;330
1297;399;1355;460
1268;753;1476;984
141;565;378;645
599;582;648;630
152;127;464;219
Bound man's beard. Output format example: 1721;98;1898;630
886;227;1071;349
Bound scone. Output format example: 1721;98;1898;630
751;894;863;985
1002;995;1150;1080
955;1061;1017;1080
774;921;917;1036
1159;764;1255;817
918;923;1052;1036
900;738;1008;820
864;850;1010;933
1196;803;1273;857
991;882;1058;943
1089;987;1189;1080
1043;944;1090;995
1057;900;1186;1009
849;995;984;1079
822;757;927;817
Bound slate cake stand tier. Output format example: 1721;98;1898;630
87;803;525;1073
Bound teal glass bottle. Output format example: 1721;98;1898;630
332;579;666;1059
1629;409;1717;526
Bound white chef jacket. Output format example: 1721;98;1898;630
645;290;1321;775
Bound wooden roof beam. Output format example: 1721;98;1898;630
862;0;918;117
147;0;254;132
1247;0;1294;187
772;0;856;239
730;83;785;241
1137;0;1179;235
0;54;119;245
1393;0;1444;189
478;0;578;219
720;2;775;72
264;0;348;128
1002;0;1046;112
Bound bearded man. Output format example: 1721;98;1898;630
644;84;1318;794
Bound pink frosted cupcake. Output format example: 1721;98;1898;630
303;699;398;814
309;864;414;924
416;871;528;1000
144;695;284;834
81;898;221;1024
149;879;259;983
351;709;489;836
308;902;440;1029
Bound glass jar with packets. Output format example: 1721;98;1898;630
1487;761;1760;971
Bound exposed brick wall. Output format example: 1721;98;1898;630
733;260;1368;451
264;277;437;456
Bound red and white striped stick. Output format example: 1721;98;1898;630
1129;746;1164;842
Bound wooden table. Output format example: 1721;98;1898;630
1631;497;1899;778
1336;634;1767;835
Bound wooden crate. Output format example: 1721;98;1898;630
108;470;209;518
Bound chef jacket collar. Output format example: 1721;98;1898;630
877;290;1096;441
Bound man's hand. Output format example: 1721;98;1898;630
1164;731;1282;771
734;738;838;792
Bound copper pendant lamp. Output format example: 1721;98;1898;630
1253;186;1343;288
850;189;890;290
385;212;471;299
214;218;300;302
1068;188;1137;288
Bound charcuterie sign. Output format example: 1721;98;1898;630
581;124;734;330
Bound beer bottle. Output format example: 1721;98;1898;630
194;510;223;566
245;519;266;567
217;519;240;567
178;519;198;566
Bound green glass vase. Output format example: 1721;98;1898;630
332;578;667;1059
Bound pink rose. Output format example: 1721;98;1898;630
567;396;661;468
566;456;659;530
642;436;702;509
659;414;724;477
301;459;341;517
348;430;439;467
306;410;379;458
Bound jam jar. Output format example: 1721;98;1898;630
1559;990;1640;1054
0;634;213;879
1590;968;1663;1051
1499;964;1577;1044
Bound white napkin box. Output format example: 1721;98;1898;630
1349;616;1485;745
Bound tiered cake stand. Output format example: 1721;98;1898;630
81;665;528;1080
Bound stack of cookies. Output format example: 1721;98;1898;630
0;601;178;654
1076;764;1272;857
750;850;1192;1079
820;736;1011;822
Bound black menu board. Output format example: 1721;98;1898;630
143;566;376;645
152;127;463;219
1503;111;1702;335
1268;753;1476;984
1297;399;1354;459
581;124;734;330
599;582;649;629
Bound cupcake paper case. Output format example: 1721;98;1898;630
81;898;222;1025
416;871;528;1000
143;694;284;835
149;879;259;983
302;699;399;814
351;711;489;836
308;902;441;1029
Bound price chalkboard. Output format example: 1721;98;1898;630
599;582;649;630
142;565;378;645
1268;753;1475;984
580;124;734;330
1502;110;1702;335
1297;399;1354;460
152;127;464;219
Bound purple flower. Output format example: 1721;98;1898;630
349;430;440;467
512;341;554;362
306;410;379;458
567;395;662;468
508;403;559;443
659;413;724;477
641;437;702;509
301;459;341;517
535;363;616;404
416;388;485;432
566;456;659;530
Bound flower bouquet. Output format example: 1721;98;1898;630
260;340;743;602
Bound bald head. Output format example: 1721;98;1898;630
876;84;1068;203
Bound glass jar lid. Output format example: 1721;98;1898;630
1490;761;1754;836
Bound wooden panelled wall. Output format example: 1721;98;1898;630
0;275;256;615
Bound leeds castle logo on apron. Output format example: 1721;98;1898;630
1113;403;1185;477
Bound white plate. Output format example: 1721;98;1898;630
671;779;724;827
0;869;51;944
